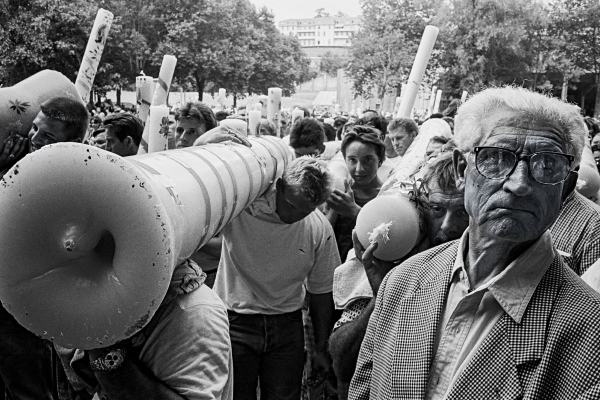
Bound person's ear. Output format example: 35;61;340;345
126;136;133;147
561;169;578;204
453;148;467;188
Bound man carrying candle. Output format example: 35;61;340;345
214;157;341;400
102;113;144;157
174;101;218;148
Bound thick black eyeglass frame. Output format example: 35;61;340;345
473;146;574;185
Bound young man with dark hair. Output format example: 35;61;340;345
102;113;144;157
289;117;326;158
175;101;218;148
29;97;89;153
1;96;88;399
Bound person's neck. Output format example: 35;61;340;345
353;176;382;198
465;226;537;289
385;148;398;158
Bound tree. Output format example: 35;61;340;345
0;0;94;85
434;0;543;94
315;8;330;18
347;0;437;99
319;52;350;76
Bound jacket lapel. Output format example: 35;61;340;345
447;256;564;399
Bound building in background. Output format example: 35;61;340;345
278;16;362;48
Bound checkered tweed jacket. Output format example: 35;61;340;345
349;240;600;400
551;191;600;276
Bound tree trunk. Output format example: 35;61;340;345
194;71;206;99
116;87;121;106
233;95;237;108
595;74;600;119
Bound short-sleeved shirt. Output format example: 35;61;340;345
214;190;341;314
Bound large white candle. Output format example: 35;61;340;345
461;90;468;103
147;105;170;153
267;88;282;129
136;75;153;123
139;55;177;154
397;26;439;118
75;9;114;103
220;119;248;137
248;110;261;136
433;89;443;113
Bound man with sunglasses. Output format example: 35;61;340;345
349;87;600;399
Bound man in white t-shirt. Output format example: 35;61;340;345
214;157;341;400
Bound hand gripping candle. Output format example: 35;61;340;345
396;26;440;118
267;88;282;129
138;55;177;154
147;105;170;153
136;75;154;123
75;9;114;103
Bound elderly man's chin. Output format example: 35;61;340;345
484;216;542;242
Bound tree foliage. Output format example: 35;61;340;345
0;0;311;100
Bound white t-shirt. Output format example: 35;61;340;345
378;155;402;182
214;190;341;314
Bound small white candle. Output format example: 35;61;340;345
147;105;170;153
248;110;262;136
428;85;438;116
461;90;468;103
433;89;443;113
136;75;153;123
291;108;304;126
267;87;282;128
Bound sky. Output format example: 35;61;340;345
247;0;362;22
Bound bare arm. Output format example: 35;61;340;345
308;291;335;387
328;299;375;382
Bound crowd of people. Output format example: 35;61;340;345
1;84;600;400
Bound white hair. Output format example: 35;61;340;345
454;86;586;167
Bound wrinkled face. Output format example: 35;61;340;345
175;117;207;148
344;141;381;186
389;128;415;156
275;180;318;224
424;187;469;246
104;126;131;157
28;111;74;153
92;132;107;150
463;110;571;243
425;141;444;161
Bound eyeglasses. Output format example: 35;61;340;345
473;146;574;185
592;144;600;153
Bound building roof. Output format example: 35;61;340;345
279;16;361;26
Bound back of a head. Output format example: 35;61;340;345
356;115;388;137
215;111;229;122
323;124;336;142
102;113;144;146
40;97;89;141
282;157;335;205
419;118;452;138
455;86;586;167
290;118;325;149
388;117;419;136
176;100;218;131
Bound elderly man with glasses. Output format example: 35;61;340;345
349;87;600;399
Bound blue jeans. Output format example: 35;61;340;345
228;309;305;400
0;304;57;400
